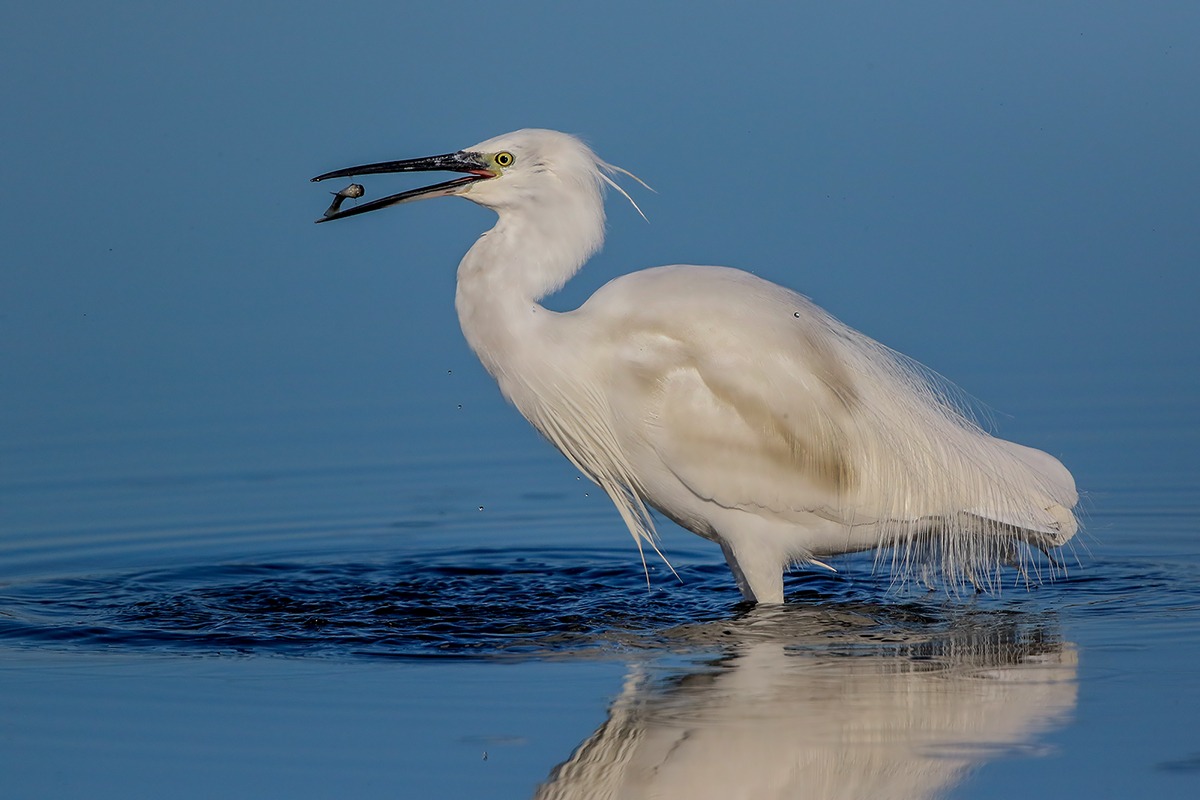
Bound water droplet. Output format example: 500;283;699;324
477;505;484;512
584;492;589;497
457;404;462;410
793;311;801;318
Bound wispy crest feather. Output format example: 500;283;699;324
598;161;651;222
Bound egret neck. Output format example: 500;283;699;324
454;175;606;385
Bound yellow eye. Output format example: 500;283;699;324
494;151;515;167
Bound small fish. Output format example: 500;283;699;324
324;183;365;217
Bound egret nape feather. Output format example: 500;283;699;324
312;129;1078;604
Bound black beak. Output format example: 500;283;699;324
311;151;494;223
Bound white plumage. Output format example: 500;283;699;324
313;128;1078;604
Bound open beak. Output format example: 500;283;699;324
311;151;494;223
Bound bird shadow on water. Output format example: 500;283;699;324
535;603;1077;800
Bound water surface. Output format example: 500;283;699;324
2;377;1198;798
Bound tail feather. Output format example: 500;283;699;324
970;440;1079;546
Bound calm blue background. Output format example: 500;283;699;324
4;2;1197;454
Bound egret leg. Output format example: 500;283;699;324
719;539;785;604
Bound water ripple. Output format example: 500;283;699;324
2;546;1194;659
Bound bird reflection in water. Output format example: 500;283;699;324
535;605;1076;800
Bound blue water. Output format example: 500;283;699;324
3;369;1198;799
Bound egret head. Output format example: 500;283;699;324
312;129;641;223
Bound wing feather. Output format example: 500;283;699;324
583;265;1077;583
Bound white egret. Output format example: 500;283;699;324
312;129;1078;604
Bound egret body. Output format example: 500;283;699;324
313;129;1077;604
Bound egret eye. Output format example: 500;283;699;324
494;151;515;167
